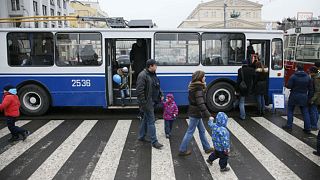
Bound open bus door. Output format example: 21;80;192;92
105;38;151;108
247;39;271;104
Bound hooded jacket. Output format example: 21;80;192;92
208;112;230;152
187;81;211;118
311;72;320;105
0;89;20;117
287;71;313;106
162;94;178;121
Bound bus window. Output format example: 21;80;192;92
7;32;54;66
201;33;245;66
55;33;102;66
271;38;283;70
154;33;199;65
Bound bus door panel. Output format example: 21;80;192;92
105;39;116;105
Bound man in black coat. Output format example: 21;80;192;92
136;59;163;149
282;63;312;134
236;61;255;120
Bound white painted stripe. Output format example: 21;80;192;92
252;117;320;166
90;120;131;180
186;119;238;180
281;116;318;136
0;120;64;171
151;119;175;180
228;118;300;180
0;120;31;138
28;120;98;180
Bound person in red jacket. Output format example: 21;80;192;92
0;85;29;142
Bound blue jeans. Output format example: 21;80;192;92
239;96;246;119
256;95;265;114
309;104;319;128
120;89;129;99
138;109;158;144
179;117;211;152
164;120;174;135
287;105;311;130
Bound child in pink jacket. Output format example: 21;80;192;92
163;94;178;138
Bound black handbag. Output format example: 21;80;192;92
239;69;247;91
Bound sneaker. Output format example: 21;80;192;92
220;167;230;172
313;151;320;156
311;127;319;131
178;150;192;156
152;142;163;149
8;135;19;142
204;147;214;154
303;129;312;134
206;158;213;165
282;125;292;131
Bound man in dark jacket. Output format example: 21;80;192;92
236;61;255;120
282;63;312;134
136;59;163;149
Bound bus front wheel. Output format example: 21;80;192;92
206;82;235;112
18;84;50;116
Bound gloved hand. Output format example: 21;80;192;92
209;116;214;121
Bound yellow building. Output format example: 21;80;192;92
69;0;108;28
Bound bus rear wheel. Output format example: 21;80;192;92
206;82;235;112
18;84;50;116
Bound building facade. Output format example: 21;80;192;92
179;0;276;29
69;0;108;28
0;0;70;28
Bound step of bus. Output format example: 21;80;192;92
114;97;138;106
113;88;137;97
108;105;139;109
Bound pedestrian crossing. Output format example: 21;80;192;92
0;115;319;180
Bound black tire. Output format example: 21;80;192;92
206;82;235;112
18;84;50;116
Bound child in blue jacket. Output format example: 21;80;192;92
206;112;230;172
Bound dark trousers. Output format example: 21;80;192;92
317;131;320;153
164;120;174;135
6;117;25;137
208;150;228;169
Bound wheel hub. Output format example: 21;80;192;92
29;97;37;104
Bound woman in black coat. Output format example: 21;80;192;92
253;61;268;115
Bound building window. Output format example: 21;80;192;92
33;1;38;15
63;0;67;9
58;12;62;26
11;0;20;11
43;22;48;28
50;8;54;16
42;5;47;15
57;0;61;8
50;0;54;6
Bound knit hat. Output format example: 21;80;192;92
3;85;14;91
146;59;157;67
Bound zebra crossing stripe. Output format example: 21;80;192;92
0;120;64;171
186;119;238;180
152;120;176;180
252;117;320;166
228;118;301;180
0;120;31;139
28;120;98;180
281;116;318;136
90;120;132;180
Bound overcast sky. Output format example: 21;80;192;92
98;0;320;28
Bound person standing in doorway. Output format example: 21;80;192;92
236;60;255;120
178;70;214;156
136;59;164;149
130;39;147;82
282;63;312;134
